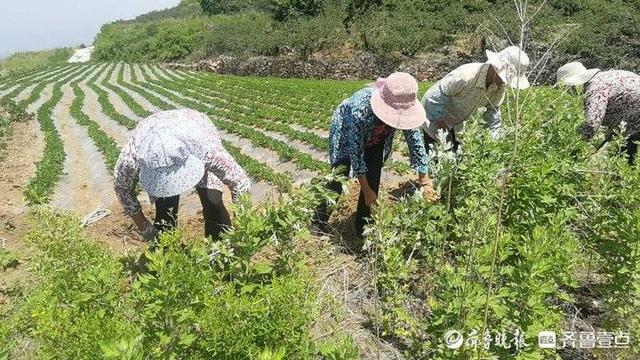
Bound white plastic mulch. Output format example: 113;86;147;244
67;46;94;63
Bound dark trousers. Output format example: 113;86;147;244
593;130;639;165
155;188;231;239
423;128;460;153
620;133;640;165
314;141;385;236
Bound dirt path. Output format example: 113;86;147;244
50;82;117;214
0;120;45;252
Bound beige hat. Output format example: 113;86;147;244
486;46;531;90
556;61;600;86
370;72;427;130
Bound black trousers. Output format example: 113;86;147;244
155;188;231;240
314;141;385;236
620;133;640;165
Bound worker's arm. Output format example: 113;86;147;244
205;148;251;203
582;86;610;140
403;128;438;202
113;134;156;240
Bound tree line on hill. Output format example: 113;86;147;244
93;0;640;71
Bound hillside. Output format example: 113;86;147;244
92;0;640;79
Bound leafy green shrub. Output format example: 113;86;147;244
0;249;18;271
365;87;640;358
3;180;345;358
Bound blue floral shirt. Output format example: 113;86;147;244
329;87;429;177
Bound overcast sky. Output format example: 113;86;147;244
0;0;181;58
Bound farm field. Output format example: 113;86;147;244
0;63;639;359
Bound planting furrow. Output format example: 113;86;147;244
128;64;183;108
218;128;313;186
141;79;328;173
289;123;329;138
132;64;146;83
140;64;159;81
50;82;117;213
78;65;129;145
16;65;94;113
161;67;186;80
24;82;69;204
0;65;71;94
86;64;137;129
2;65;79;102
117;64;174;111
114;63;161;113
96;63;144;122
150;75;330;153
130;79;315;192
155;68;332;133
70;81;121;169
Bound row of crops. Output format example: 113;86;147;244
0;62;638;359
0;62;374;205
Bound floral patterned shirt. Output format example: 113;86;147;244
329;87;429;177
583;70;640;138
114;109;251;216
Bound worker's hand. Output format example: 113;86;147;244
363;188;378;207
140;222;159;242
418;174;439;202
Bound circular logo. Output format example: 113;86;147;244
444;330;464;350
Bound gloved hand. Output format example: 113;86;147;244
419;175;439;203
139;223;159;242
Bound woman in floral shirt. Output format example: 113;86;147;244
557;62;640;164
114;109;250;241
314;72;437;237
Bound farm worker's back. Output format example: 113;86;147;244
114;109;251;241
557;62;640;164
313;72;437;238
422;46;530;151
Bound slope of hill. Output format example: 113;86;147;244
92;0;640;78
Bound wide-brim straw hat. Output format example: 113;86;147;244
556;61;600;86
370;72;427;130
137;117;207;198
486;46;531;90
140;155;205;198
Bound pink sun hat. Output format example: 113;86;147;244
370;72;427;130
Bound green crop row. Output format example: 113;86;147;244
113;65;299;191
151;66;414;177
142;78;328;173
101;63;152;118
166;80;329;152
222;140;293;192
118;64;174;111
167;70;329;131
163;70;415;176
24;82;66;205
185;70;331;120
86;64;137;129
0;64;72;91
69;81;121;171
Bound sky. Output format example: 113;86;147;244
0;0;181;58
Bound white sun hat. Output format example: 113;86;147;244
486;46;531;90
137;122;207;198
556;61;601;86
